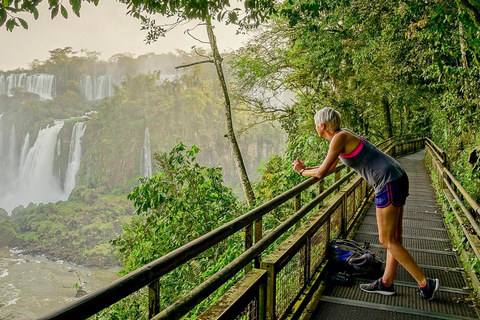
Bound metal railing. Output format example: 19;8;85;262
39;134;424;320
425;137;480;291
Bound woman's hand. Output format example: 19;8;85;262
292;159;305;174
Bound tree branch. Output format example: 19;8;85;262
194;47;211;60
185;27;209;44
456;0;480;29
459;34;480;69
175;60;213;69
237;118;275;135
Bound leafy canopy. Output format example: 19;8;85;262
0;0;276;33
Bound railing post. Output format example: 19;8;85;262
259;274;267;320
261;261;276;320
341;192;347;237
318;181;325;209
326;216;331;244
335;170;341;193
254;217;263;268
148;280;160;319
442;152;448;170
294;193;301;230
305;236;311;283
245;224;253;272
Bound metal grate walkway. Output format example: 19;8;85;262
310;150;480;320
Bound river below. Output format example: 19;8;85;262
0;247;120;319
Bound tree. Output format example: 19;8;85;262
116;0;280;207
0;0;98;31
108;143;243;318
0;0;279;207
0;0;275;31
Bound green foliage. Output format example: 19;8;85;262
0;208;8;220
116;143;240;269
108;143;243;317
8;189;133;267
69;186;99;204
231;0;479;199
0;0;98;31
0;219;19;246
1;0;276;36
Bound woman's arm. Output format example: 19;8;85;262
326;158;340;175
293;134;346;179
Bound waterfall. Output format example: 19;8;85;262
0;117;91;213
95;76;113;100
140;127;152;178
25;74;56;100
0;75;4;95
81;76;94;101
0;122;65;212
63;122;86;196
19;133;30;174
8;125;17;174
81;75;114;101
18;122;64;204
0;114;3;158
0;74;56;100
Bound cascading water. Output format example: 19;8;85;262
140;127;152;178
0;75;4;95
0;74;56;100
19;133;30;172
0;114;3;158
95;76;113;100
81;75;114;101
81;76;94;101
63;122;86;196
8;125;17;175
25;74;56;100
0;119;89;213
16;122;65;206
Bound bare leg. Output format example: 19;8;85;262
376;204;426;286
381;206;403;284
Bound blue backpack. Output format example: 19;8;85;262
329;239;382;275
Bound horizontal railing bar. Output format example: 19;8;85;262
425;137;445;156
40;136;416;320
262;193;344;271
40;169;351;319
426;140;445;165
442;188;480;292
152;171;355;320
443;169;480;218
444;178;480;237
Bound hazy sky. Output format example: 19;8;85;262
0;1;252;71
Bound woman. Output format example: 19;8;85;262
292;107;439;299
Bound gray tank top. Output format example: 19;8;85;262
337;129;404;194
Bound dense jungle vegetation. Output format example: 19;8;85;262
0;50;285;267
1;0;480;318
94;0;480;317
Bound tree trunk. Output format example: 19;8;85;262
381;96;393;138
205;16;256;207
459;8;469;70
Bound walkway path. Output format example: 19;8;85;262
311;150;479;320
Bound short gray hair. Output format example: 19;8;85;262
314;107;341;130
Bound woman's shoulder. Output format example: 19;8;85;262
338;128;362;140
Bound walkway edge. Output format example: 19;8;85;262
319;296;478;320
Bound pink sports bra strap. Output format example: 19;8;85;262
339;140;364;158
